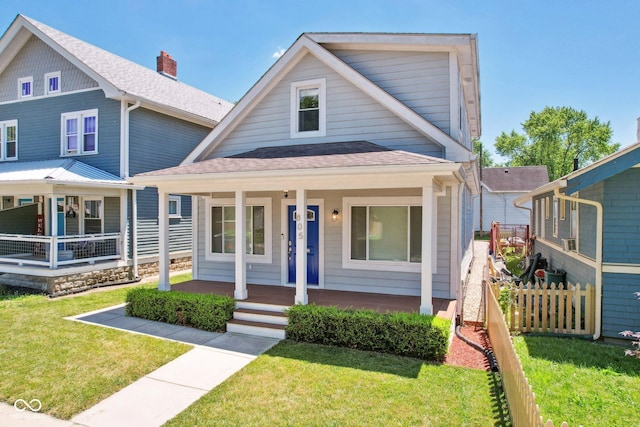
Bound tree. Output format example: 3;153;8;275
495;106;620;181
473;139;495;168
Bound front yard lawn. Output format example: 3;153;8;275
0;279;191;419
167;340;508;426
514;336;640;426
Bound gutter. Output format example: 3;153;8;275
553;186;603;340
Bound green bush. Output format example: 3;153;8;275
285;304;450;360
125;288;235;332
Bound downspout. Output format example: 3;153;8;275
553;187;603;340
121;100;141;277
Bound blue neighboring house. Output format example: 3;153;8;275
0;14;233;295
514;141;640;341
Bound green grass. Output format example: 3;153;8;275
166;340;509;427
0;276;192;419
514;336;640;425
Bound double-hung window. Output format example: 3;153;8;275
84;198;103;234
45;72;61;95
18;77;32;98
290;78;326;138
61;109;98;156
343;197;422;272
205;197;272;263
0;120;17;161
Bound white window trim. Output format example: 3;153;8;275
342;196;422;273
540;198;546;239
0;119;18;161
552;196;558;237
61;109;98;156
204;197;272;264
18;76;33;98
45;71;61;95
82;197;104;234
168;195;182;219
290;78;326;138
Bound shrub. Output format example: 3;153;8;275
126;288;235;332
285;304;450;361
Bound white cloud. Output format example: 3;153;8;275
272;47;286;59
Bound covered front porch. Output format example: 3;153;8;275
173;280;457;320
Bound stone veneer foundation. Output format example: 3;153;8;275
0;256;192;297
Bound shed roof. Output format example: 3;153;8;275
0;159;135;188
482;166;549;192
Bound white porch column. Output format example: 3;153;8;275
295;188;308;305
132;189;139;278
50;195;59;269
420;184;434;315
234;190;248;299
158;190;170;291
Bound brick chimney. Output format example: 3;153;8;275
156;51;177;79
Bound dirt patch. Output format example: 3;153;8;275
445;325;493;371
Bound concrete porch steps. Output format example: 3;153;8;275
226;302;289;339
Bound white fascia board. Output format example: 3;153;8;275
13;17;120;98
0;21;32;76
131;163;463;193
306;33;476;49
512;179;567;205
182;39;311;165
184;34;472;165
116;94;218;128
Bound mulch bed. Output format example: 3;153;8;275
444;325;494;371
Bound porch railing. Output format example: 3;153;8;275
0;233;122;269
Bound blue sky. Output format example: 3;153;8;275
2;0;639;160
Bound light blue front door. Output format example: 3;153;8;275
48;197;65;249
287;205;319;285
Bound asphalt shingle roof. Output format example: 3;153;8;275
136;141;452;177
20;15;233;124
482;166;549;192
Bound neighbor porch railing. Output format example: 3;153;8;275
485;280;569;427
0;233;122;269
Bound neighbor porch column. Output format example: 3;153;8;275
158;190;170;291
295;188;308;304
420;184;434;315
234;190;248;299
50;195;59;269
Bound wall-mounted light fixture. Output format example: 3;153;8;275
283;190;289;199
332;209;340;222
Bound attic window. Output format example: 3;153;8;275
18;77;33;98
290;78;326;138
45;72;61;95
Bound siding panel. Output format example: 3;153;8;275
209;54;444;159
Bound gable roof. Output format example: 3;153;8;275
0;159;139;189
182;32;479;164
482;166;548;192
136;141;453;178
0;15;233;126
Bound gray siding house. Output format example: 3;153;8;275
474;166;548;231
132;33;481;318
0;15;232;294
514;142;640;341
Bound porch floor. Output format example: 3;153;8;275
172;281;456;320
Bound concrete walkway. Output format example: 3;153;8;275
462;240;490;324
0;305;279;427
